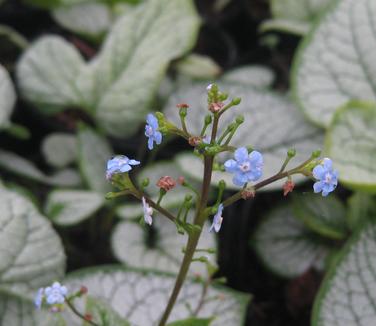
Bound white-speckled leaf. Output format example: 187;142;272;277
0;291;66;326
52;2;111;39
312;219;376;326
45;189;104;226
0;64;16;129
260;19;310;36
165;81;323;191
77;127;113;193
0;149;81;187
41;133;77;168
253;204;329;278
0;188;65;292
91;0;200;137
325;101;376;192
293;0;376;127
16;36;87;112
63;266;249;326
112;212;215;276
221;65;275;89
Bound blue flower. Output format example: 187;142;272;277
313;158;338;196
209;204;224;233
106;155;140;180
142;197;153;226
145;114;162;150
224;147;263;187
34;288;44;309
44;282;68;305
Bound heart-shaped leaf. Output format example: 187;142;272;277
42;133;77;168
62;266;249;325
0;64;16;130
18;0;200;138
0;149;81;187
293;0;376;127
45;189;105;226
312;219;376;326
325;101;376;191
253;203;331;278
164;80;323;191
0;187;65;292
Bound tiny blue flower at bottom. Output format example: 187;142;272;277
44;282;68;305
106;155;140;180
312;158;338;197
34;288;44;309
209;204;224;233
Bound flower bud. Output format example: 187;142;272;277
188;136;202;147
209;102;224;113
176;103;189;109
283;180;295;196
156;176;176;191
232;97;241;105
241;189;255;200
311;149;322;158
235;115;244;124
79;286;88;295
204;114;213;125
287;148;296;158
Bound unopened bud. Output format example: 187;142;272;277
204;114;213;125
287;148;296;158
235;115;244;124
179;107;188;117
188;136;202;147
79;286;88;295
232;97;241;105
176;103;189;109
141;178;150;188
241;189;255;200
178;176;185;185
311;149;322;158
283;180;295;196
84;314;93;321
157;176;176;191
209;102;224;113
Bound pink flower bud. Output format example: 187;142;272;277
156;176;176;191
209;102;224;113
283;180;295;196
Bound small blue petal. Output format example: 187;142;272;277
155;131;162;145
224;159;238;173
233;173;248;186
249;150;263;164
148;137;154;150
146;114;158;129
312;165;325;180
119;164;132;173
128;159;140;166
234;147;248;162
313;181;324;193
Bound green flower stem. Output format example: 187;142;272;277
210;114;220;144
159;155;214;326
65;298;99;326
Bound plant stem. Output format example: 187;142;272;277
65;298;99;326
159;156;214;325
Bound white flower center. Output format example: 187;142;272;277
325;172;332;183
239;162;250;172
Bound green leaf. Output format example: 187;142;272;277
0;64;16;130
253;204;331;278
52;2;111;40
111;212;216;275
16;36;87;112
45;190;105;226
63;266;249;325
312;219;376;326
175;54;221;80
347;192;376;230
167;317;214;326
0;290;66;326
260;19;310;36
0;187;65;292
165;80;323;191
84;296;130;326
0;149;81;187
77;127;113;193
293;0;376;127
325;101;376;191
292;193;347;240
42;133;77;168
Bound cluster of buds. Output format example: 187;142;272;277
157;176;177;192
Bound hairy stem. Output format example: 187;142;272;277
159;156;214;325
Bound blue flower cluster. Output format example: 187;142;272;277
34;282;68;309
145;114;162;150
106;155;140;179
313;158;338;196
224;147;263;186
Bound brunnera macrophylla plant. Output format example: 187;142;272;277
33;84;338;326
